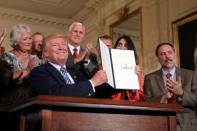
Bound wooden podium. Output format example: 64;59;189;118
10;95;187;131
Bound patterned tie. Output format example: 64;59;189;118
73;48;78;59
60;67;72;84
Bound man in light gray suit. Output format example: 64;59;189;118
144;42;197;131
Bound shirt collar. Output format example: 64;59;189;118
162;66;176;80
49;62;66;72
68;43;80;55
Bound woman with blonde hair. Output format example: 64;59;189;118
0;24;40;107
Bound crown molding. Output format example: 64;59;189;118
30;0;72;7
73;0;104;22
0;6;72;28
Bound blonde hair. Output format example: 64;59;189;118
43;34;66;50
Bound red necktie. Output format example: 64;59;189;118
166;72;172;79
73;48;78;59
165;72;178;123
166;72;176;103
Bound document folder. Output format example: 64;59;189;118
99;39;140;90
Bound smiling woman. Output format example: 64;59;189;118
0;24;40;107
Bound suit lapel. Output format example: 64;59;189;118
46;63;66;84
155;69;166;93
66;48;75;67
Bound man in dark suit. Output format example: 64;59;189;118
66;22;98;77
144;42;197;131
30;34;107;97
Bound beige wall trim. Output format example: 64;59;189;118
0;6;71;28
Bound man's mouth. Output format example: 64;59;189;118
57;52;66;55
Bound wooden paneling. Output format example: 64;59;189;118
9;95;186;131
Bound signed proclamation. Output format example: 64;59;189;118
99;39;140;90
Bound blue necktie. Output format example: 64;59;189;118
60;67;72;84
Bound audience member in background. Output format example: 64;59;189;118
144;42;197;131
32;32;44;60
0;24;40;107
96;35;113;65
0;28;6;58
30;34;107;97
98;35;113;48
92;35;116;98
110;35;144;101
66;22;97;77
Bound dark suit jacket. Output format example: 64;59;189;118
66;46;98;78
144;67;197;131
30;63;95;97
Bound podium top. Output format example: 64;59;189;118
9;95;188;114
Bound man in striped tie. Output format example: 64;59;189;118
30;34;108;98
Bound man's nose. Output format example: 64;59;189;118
58;44;63;49
58;44;67;50
28;41;32;45
76;32;81;36
166;53;170;58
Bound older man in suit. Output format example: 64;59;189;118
144;42;197;131
30;34;107;97
66;22;98;77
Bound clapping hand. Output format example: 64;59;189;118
27;56;37;71
84;42;94;59
160;77;183;103
160;91;173;103
12;57;37;80
0;28;7;46
73;42;94;64
12;69;29;80
166;77;183;97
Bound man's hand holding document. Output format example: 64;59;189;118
99;39;140;90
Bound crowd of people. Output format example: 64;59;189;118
0;22;196;131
